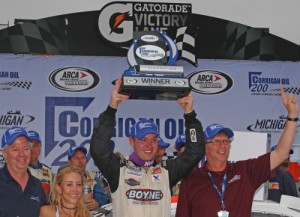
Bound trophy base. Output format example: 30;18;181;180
119;75;191;100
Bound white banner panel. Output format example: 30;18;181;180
0;54;299;172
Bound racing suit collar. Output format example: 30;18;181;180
129;152;154;167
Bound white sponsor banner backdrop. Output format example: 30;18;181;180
0;54;299;172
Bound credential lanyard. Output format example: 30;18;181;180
208;172;227;210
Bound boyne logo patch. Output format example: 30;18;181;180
126;189;163;201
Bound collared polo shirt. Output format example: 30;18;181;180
176;153;275;217
0;164;46;217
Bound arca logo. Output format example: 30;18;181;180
49;67;100;92
188;70;233;94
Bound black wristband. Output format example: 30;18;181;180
287;117;299;122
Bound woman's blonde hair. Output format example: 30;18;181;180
51;165;90;217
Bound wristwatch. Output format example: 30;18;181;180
287;117;299;122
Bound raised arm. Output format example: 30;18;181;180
109;78;129;109
270;87;299;170
177;92;193;114
90;78;129;192
167;92;205;187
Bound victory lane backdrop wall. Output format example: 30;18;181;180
0;1;299;61
0;54;299;172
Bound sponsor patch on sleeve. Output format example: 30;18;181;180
125;178;140;186
152;174;161;182
190;128;197;142
268;182;280;190
151;167;162;174
126;167;143;177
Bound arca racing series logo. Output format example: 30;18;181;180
126;189;163;201
49;67;100;92
188;70;233;94
98;2;191;49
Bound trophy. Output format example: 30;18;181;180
119;30;191;100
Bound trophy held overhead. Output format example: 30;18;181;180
119;30;191;100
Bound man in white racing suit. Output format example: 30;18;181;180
90;79;205;217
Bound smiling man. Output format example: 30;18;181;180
90;78;205;217
0;126;46;217
176;87;299;217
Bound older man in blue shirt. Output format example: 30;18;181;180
0;126;46;217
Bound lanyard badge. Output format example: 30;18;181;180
208;172;230;217
218;210;229;217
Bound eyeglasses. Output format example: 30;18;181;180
206;140;232;145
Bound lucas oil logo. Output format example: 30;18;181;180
49;67;100;92
126;189;163;201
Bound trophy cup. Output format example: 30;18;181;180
119;30;191;100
